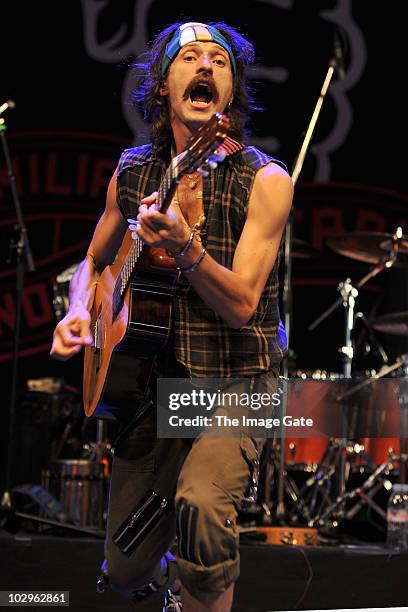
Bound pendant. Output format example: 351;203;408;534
187;172;200;190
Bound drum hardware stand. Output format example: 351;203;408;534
308;245;401;337
261;378;320;525
289;464;336;525
287;439;343;525
307;243;402;527
274;391;301;523
316;458;394;529
0;102;37;516
354;311;389;367
268;438;307;524
314;355;408;531
286;437;372;525
336;353;408;402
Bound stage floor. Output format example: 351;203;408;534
0;529;407;611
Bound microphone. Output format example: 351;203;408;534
0;100;16;115
333;31;345;80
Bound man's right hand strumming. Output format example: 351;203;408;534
50;304;93;361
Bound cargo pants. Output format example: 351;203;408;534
105;365;279;602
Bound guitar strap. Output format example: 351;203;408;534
110;330;187;447
110;360;156;450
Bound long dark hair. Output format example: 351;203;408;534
132;21;259;149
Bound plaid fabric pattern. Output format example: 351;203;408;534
116;141;288;377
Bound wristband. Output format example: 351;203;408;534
177;248;206;273
166;230;194;258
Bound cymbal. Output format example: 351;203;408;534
326;232;408;268
371;311;408;336
291;238;320;259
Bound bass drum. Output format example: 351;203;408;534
285;370;344;468
53;263;79;321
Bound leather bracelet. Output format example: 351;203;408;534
177;248;206;274
166;230;194;258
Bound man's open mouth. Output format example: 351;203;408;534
189;82;214;106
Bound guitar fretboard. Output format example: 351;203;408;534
111;159;180;318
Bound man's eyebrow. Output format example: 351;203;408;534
181;43;229;57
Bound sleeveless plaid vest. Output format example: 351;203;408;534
116;143;287;377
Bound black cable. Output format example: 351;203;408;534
292;546;314;610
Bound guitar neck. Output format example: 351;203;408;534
112;163;179;317
156;157;182;213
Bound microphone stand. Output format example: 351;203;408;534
0;106;36;514
283;56;341;370
275;51;344;523
0;110;108;539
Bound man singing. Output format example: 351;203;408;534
51;20;293;612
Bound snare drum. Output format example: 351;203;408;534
42;459;105;528
53;263;79;321
285;370;344;467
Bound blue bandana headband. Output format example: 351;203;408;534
161;22;236;77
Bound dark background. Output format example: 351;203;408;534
0;1;406;487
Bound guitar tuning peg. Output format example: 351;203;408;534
198;167;209;177
213;149;226;162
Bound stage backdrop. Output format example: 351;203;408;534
0;1;405;483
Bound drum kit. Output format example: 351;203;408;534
50;229;408;536
269;226;408;537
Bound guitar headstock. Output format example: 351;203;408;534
174;112;230;179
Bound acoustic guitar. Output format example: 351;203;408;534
83;112;230;421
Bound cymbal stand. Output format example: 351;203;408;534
337;278;357;509
308;251;399;335
306;251;399;520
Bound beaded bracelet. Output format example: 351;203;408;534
166;230;194;258
176;248;206;274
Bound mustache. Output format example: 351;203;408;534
183;76;219;102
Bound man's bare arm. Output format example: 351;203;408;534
183;164;292;327
50;172;127;359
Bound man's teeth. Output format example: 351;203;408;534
192;100;210;105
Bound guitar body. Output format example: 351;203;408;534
83;231;177;421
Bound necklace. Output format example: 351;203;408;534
186;171;201;190
174;173;205;237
